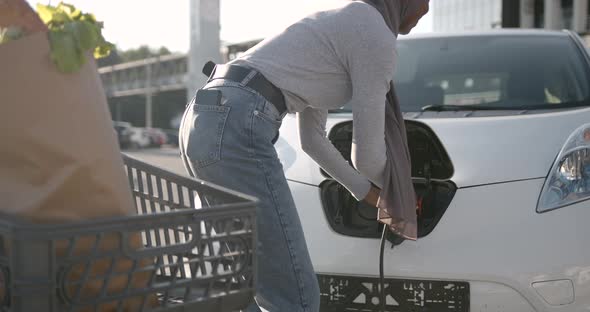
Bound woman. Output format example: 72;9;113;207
179;1;429;311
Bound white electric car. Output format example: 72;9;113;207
275;30;590;311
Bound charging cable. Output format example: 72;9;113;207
379;225;390;312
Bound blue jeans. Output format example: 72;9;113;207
179;79;320;312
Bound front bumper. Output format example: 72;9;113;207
290;179;590;311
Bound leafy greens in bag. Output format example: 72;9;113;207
37;2;113;73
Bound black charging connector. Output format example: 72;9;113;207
380;225;406;311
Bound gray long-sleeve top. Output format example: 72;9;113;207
230;1;396;200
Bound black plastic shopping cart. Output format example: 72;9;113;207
0;154;258;312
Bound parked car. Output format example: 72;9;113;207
143;128;168;147
163;130;179;147
128;127;151;149
113;121;132;149
276;30;590;312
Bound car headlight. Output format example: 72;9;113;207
538;124;590;212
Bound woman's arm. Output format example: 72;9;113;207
298;108;372;201
298;8;396;202
347;30;396;189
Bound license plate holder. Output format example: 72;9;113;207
318;274;470;312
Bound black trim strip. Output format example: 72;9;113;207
288;177;547;191
458;177;545;189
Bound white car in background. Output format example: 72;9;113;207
275;30;590;311
128;127;151;149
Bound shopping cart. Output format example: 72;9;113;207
0;154;258;312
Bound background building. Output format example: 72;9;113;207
433;0;590;36
100;0;223;129
432;0;503;32
518;0;588;33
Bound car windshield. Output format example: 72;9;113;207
340;34;590;112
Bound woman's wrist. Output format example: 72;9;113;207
363;184;381;207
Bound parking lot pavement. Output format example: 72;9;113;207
123;147;188;177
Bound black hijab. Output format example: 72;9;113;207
357;0;429;240
359;0;429;37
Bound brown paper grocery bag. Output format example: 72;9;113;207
0;32;133;221
0;32;157;310
0;0;47;33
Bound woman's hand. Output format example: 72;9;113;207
363;184;381;207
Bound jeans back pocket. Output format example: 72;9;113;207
185;104;231;169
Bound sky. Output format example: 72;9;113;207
26;0;433;53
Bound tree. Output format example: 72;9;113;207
119;45;171;63
97;45;173;67
157;46;171;55
96;49;122;67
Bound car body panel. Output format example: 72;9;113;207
469;281;536;312
290;179;590;311
417;107;590;187
279;107;590;189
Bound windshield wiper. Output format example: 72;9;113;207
421;101;590;112
421;104;521;112
329;108;352;113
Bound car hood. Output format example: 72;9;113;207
277;107;590;188
412;108;590;187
